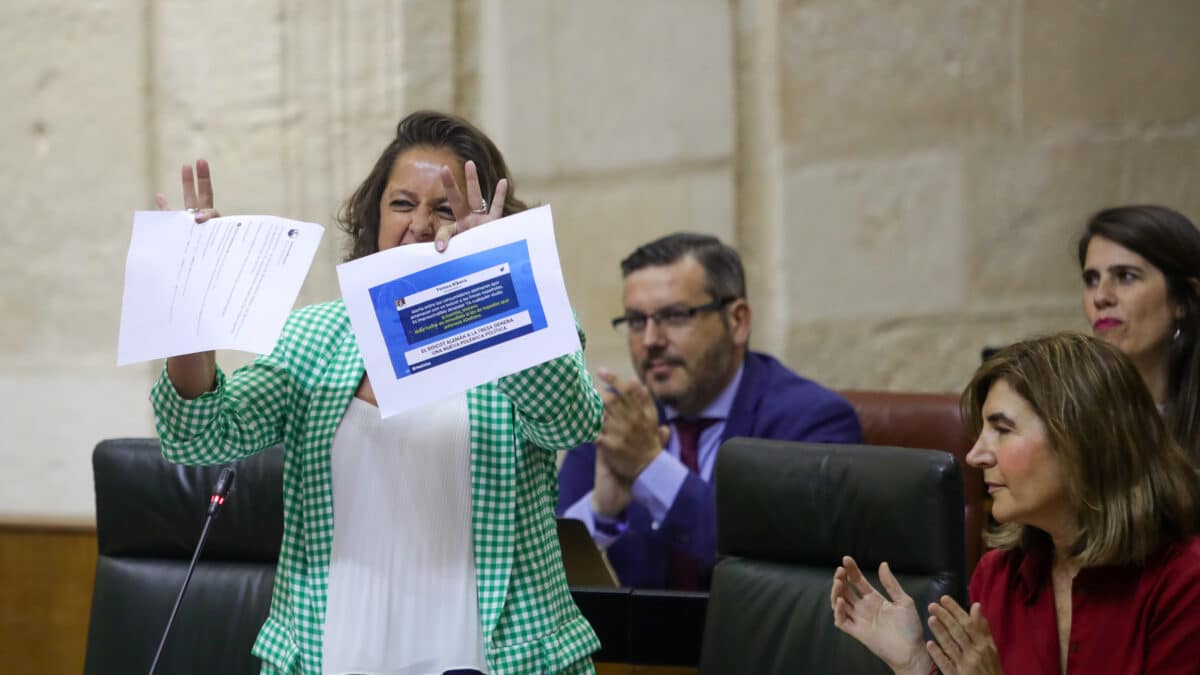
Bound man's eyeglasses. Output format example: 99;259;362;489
611;297;737;335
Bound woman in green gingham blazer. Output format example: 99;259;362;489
151;111;604;674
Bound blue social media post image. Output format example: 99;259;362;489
368;241;547;379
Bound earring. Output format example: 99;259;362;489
1174;326;1182;341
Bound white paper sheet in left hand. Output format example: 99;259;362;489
337;205;580;418
117;211;324;365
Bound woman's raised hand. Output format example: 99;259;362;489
434;160;507;252
157;160;219;398
831;556;932;675
155;159;221;223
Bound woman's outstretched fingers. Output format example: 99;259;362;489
843;556;877;598
436;164;468;251
433;163;508;252
833;565;862;601
968;602;992;637
832;555;930;671
831;571;854;613
832;596;853;627
928;601;973;665
441;164;470;222
464;160;484;212
155;193;171;210
831;567;844;609
941;595;973;624
177;160;216;222
181;163;198;211
928;613;960;659
934;597;974;648
195;159;214;208
878;561;912;605
929;599;1002;675
489;178;507;219
927;640;956;675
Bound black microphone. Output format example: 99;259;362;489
148;465;237;675
207;466;236;516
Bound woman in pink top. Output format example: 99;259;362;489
1078;205;1200;464
831;333;1200;674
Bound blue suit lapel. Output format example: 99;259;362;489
721;354;762;442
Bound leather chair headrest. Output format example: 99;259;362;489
92;438;283;561
716;438;965;575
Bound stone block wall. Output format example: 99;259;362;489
763;0;1200;391
2;0;1198;517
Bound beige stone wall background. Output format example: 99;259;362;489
2;0;1198;518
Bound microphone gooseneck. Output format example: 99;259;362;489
148;465;237;675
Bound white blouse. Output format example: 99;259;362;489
322;395;487;675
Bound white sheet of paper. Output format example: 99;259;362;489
117;211;324;365
337;204;580;418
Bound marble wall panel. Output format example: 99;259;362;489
479;0;735;179
786;303;1084;393
782;149;967;321
780;0;1017;162
1022;0;1200;132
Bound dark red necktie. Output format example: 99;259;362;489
668;417;717;589
675;417;716;473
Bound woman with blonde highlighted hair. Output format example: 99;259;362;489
832;333;1200;674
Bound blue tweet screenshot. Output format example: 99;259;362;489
368;240;547;379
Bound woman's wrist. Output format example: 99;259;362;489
166;351;217;399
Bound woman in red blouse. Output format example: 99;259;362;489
831;332;1200;675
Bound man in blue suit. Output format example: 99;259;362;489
558;233;862;589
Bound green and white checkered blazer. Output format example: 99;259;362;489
151;300;603;674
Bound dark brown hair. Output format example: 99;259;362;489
1077;205;1200;463
338;110;528;260
620;232;746;301
962;333;1199;565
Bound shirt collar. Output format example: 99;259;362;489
1015;539;1052;603
1014;534;1147;602
663;362;745;423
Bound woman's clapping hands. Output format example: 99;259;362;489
831;556;1004;675
832;556;932;675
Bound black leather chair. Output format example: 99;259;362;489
85;438;283;675
840;389;985;574
84;438;707;671
699;439;966;675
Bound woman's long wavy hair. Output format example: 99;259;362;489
1077;205;1200;464
962;333;1200;565
338;110;528;261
